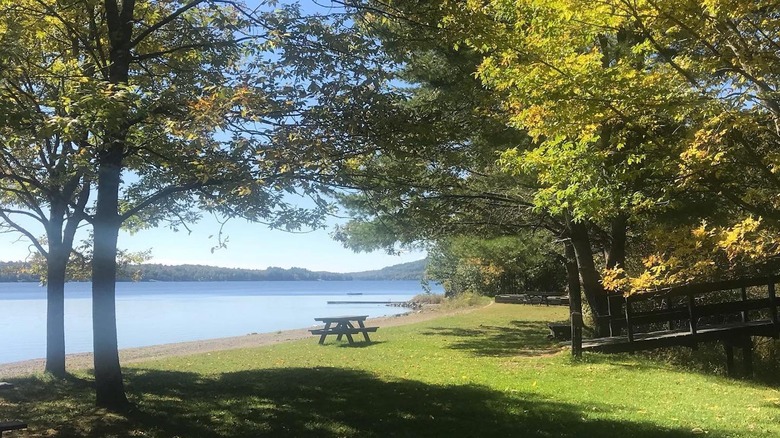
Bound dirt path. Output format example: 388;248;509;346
0;305;472;379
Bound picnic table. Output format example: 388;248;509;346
310;315;378;345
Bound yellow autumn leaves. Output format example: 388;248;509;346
604;218;779;294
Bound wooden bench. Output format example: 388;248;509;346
311;316;379;344
310;327;379;335
0;421;27;436
547;322;572;340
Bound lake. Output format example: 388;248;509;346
0;280;441;364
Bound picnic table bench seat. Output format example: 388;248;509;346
0;421;27;436
547;322;572;340
309;326;378;336
311;315;379;344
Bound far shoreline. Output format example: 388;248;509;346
0;278;429;283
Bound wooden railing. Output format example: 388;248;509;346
574;276;780;375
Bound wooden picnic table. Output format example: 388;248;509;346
310;315;378;345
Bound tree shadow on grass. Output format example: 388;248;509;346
4;367;700;438
334;341;386;348
422;320;560;357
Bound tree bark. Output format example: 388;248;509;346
604;214;628;335
90;0;134;410
567;219;609;336
563;239;581;301
564;239;583;357
44;198;69;377
44;180;88;377
92;144;128;410
605;214;628;270
45;241;68;377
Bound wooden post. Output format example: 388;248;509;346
768;278;778;326
687;294;697;335
743;338;754;377
624;297;634;343
687;294;698;350
570;283;583;358
571;312;583;358
725;343;735;377
607;293;623;336
740;286;748;323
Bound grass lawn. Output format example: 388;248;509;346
1;303;780;437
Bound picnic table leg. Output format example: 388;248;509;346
319;322;332;345
336;322;348;341
344;322;355;344
357;320;371;342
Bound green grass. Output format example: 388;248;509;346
2;304;780;437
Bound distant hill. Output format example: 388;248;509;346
0;259;428;282
348;259;427;281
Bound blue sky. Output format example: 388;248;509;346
0;214;426;272
120;214;426;272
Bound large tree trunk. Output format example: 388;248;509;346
563;240;581;301
92;0;134;410
604;214;628;335
44;200;68;377
605;214;628;270
564;240;583;357
45;243;68;377
92;145;128;410
44;182;88;377
567;219;609;336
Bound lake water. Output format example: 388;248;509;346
0;280;441;364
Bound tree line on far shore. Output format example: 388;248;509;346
0;260;427;283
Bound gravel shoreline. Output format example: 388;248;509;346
0;306;459;379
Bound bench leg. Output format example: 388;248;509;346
357;321;371;342
319;322;332;345
743;338;754;377
725;344;735;377
336;322;348;341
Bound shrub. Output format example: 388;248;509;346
441;292;491;310
410;293;445;305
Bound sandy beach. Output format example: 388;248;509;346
0;306;457;379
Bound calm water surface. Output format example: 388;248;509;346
0;280;441;364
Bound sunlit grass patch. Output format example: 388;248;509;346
1;304;779;437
